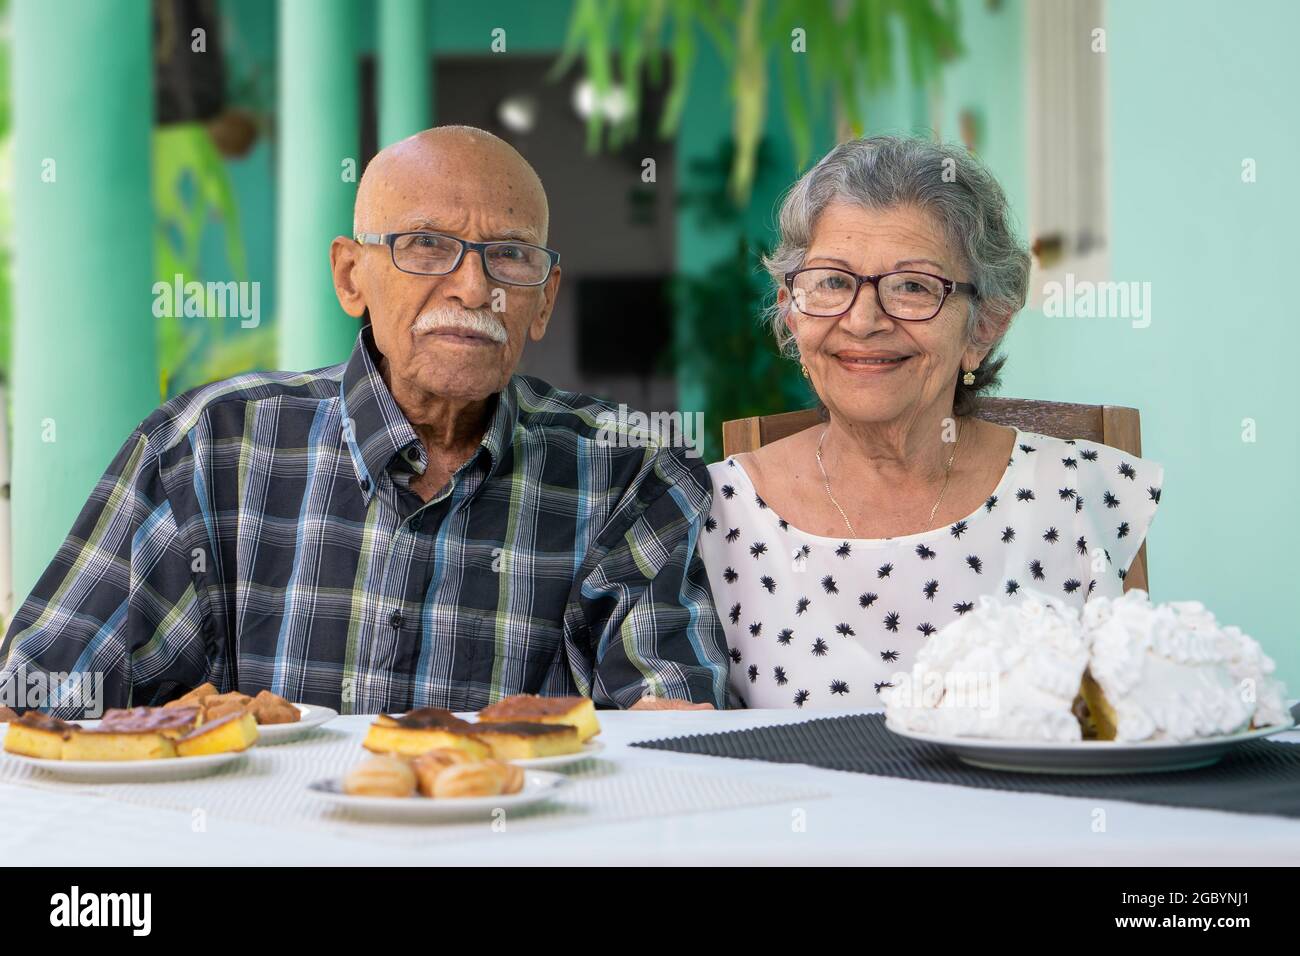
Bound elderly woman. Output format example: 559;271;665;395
699;136;1163;709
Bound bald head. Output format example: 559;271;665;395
354;125;549;243
331;124;562;410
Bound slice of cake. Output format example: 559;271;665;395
175;711;259;756
4;712;78;759
467;721;582;760
361;708;489;759
100;706;201;740
478;694;601;742
882;591;1091;742
64;729;177;761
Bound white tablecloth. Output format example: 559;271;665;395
4;709;1300;865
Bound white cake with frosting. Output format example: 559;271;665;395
880;591;1091;742
883;589;1289;743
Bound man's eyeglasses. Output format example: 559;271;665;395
354;231;560;287
785;267;978;321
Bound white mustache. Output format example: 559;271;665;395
412;307;508;344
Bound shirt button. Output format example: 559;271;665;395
360;477;371;493
389;610;404;629
408;515;421;532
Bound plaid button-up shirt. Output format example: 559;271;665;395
1;328;730;716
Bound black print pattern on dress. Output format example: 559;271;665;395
699;429;1164;709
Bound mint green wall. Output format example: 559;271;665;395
1100;0;1300;687
923;0;1300;687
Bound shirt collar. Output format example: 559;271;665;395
339;326;518;503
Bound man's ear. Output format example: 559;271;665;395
330;236;368;319
528;265;562;342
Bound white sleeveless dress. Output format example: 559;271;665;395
699;428;1164;710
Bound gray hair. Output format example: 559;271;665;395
763;136;1031;415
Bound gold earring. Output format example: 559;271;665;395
962;368;976;386
801;364;810;379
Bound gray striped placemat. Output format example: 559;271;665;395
631;712;1300;819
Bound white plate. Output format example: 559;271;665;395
307;769;568;820
1;748;247;782
254;704;337;744
886;718;1298;774
508;739;605;769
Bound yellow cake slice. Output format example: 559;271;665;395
175;711;259;756
477;694;601;742
1077;668;1119;741
362;708;490;759
4;713;77;759
64;730;176;761
467;721;582;760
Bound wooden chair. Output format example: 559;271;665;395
721;398;1149;593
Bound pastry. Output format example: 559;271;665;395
201;691;253;722
168;682;220;707
465;721;582;760
430;759;524;798
0;706;18;722
175;711;259;756
478;694;601;742
64;729;176;761
166;683;302;727
343;754;416;798
99;706;201;740
248;689;300;725
410;748;475;796
3;712;77;759
362;709;489;759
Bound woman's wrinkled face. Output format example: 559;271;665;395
783;202;984;427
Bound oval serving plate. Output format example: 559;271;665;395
255;704;338;745
508;739;605;769
1;748;247;782
886;718;1298;775
306;769;568;820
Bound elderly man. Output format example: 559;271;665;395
0;126;727;717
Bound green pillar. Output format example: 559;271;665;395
10;0;157;606
379;0;432;147
277;0;361;371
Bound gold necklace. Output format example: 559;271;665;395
815;420;964;538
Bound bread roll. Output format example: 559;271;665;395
431;759;525;798
343;755;416;798
410;748;475;797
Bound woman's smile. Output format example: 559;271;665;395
831;349;916;374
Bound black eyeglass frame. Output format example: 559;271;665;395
354;231;561;287
784;266;979;320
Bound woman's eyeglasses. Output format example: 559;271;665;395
785;267;978;320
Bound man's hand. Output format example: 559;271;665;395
630;695;715;711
